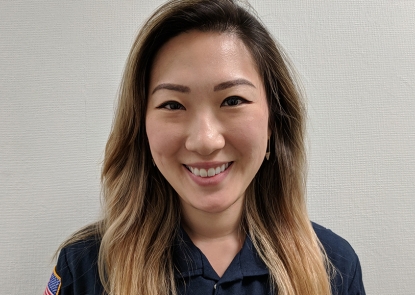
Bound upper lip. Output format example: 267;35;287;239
184;161;232;169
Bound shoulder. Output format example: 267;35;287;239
55;237;104;295
312;222;366;295
312;222;356;262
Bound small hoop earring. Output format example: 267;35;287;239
265;138;270;160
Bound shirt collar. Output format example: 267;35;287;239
172;227;269;281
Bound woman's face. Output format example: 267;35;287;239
146;30;270;215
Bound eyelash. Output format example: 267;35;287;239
156;96;250;110
221;96;250;107
157;101;186;110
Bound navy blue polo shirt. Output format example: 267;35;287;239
50;223;365;295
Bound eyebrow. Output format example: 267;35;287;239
213;78;256;91
151;83;190;94
151;78;255;95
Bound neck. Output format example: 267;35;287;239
181;199;244;241
180;198;246;277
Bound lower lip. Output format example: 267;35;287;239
184;163;232;187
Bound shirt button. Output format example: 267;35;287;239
214;284;217;289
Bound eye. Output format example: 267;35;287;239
157;101;186;110
221;96;250;107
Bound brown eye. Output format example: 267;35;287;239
157;101;186;110
221;96;249;107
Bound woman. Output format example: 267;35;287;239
44;0;365;294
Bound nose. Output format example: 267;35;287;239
185;112;225;156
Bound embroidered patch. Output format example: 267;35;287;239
44;267;61;295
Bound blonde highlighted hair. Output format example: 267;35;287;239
60;0;334;294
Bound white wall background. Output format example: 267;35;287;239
1;1;414;294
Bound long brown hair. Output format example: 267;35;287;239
60;1;333;294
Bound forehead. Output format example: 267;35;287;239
149;30;261;87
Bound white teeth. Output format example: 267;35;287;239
207;168;215;177
187;163;231;178
200;169;207;177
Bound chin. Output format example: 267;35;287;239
197;204;230;214
191;195;243;215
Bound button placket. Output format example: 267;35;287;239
213;283;218;294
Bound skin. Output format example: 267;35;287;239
146;30;270;277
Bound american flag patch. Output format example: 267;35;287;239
44;267;61;295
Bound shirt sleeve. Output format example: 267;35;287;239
47;239;103;295
347;254;365;295
55;247;75;295
312;222;366;295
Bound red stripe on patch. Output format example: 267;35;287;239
44;267;61;295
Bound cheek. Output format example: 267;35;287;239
241;128;267;155
146;118;183;161
226;113;269;161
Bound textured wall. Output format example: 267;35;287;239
1;1;414;294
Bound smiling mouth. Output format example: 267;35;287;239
185;162;232;178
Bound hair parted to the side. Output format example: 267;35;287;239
59;0;334;294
